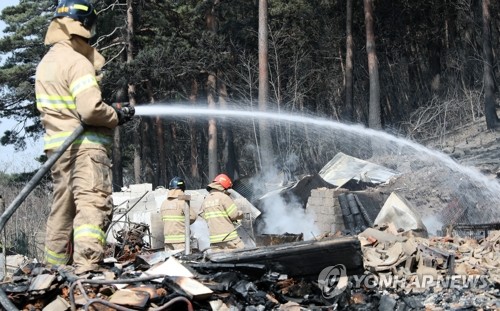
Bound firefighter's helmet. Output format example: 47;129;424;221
169;177;186;191
54;0;97;33
213;174;232;189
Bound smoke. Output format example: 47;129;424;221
421;215;443;236
259;193;320;240
136;104;500;225
250;163;320;241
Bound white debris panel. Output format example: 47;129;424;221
319;152;399;186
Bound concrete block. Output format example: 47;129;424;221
110;186;259;250
129;183;153;195
319;205;332;214
323;197;335;205
323;189;335;197
310;189;321;197
307;197;323;207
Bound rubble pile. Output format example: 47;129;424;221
0;226;498;310
1;152;499;310
106;222;151;262
0;234;363;310
352;227;500;310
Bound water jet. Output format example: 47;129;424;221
135;104;500;229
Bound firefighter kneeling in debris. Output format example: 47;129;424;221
161;177;197;251
200;174;245;251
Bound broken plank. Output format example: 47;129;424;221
172;276;213;300
28;274;56;291
108;289;150;309
208;236;363;279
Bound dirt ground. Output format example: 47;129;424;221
428;119;500;178
367;114;500;234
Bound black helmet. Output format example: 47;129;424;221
169;177;186;191
54;0;97;31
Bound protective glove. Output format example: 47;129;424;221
112;102;135;125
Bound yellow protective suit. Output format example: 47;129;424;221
200;183;244;251
160;189;197;250
35;17;119;274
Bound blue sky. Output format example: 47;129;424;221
0;0;44;174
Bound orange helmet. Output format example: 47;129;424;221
213;174;232;189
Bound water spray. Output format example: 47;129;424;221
135;105;500;187
134;104;500;225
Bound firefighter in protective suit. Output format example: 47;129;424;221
200;174;245;251
161;177;197;251
35;0;134;274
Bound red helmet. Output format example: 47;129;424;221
213;174;232;189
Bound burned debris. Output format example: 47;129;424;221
208;237;364;279
2;226;498;310
356;228;500;310
1;153;499;310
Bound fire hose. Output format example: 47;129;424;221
0;124;85;311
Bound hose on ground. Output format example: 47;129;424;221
0;125;85;311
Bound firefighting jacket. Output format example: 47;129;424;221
35;38;118;152
200;185;243;244
161;189;197;244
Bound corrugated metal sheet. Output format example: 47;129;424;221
319;152;399;187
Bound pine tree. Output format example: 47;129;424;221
0;1;54;150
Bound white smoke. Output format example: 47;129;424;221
421;215;443;236
259;193;320;240
249;162;320;241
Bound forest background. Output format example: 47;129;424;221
0;0;498;259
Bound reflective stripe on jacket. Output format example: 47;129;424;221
160;189;197;244
43;131;112;150
200;190;242;243
35;40;118;152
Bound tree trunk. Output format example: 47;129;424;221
206;3;219;181
219;80;238;180
112;128;123;192
154;116;165;186
163;121;175;179
189;79;200;186
133;125;141;183
258;0;275;171
141;81;155;187
345;0;354;120
126;0;141;183
482;0;499;129
112;86;128;191
141;119;155;186
462;0;481;89
445;0;457;50
145;80;165;187
207;74;218;181
428;40;441;92
364;0;381;129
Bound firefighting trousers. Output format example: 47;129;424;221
44;148;113;269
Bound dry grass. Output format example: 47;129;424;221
404;90;484;146
0;181;51;261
